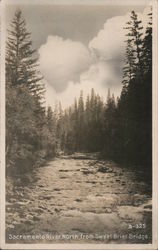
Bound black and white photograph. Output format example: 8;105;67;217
0;0;158;249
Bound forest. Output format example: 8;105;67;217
6;9;152;176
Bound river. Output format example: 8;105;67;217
6;153;152;244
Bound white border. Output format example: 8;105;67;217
0;0;158;249
152;0;158;247
3;0;153;6
0;0;6;249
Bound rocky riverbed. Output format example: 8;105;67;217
6;153;152;243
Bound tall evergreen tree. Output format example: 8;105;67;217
124;11;143;77
142;11;152;73
6;9;57;174
6;9;44;99
117;10;152;166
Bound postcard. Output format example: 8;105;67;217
0;0;158;249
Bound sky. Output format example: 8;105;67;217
6;1;151;108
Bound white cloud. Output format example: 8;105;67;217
45;78;106;110
42;6;151;109
89;14;129;60
39;36;91;92
89;8;150;61
45;61;122;109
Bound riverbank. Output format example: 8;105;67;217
6;154;152;244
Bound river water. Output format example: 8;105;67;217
6;154;152;243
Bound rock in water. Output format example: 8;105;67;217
98;165;113;173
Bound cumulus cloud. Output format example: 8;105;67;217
41;6;151;108
45;61;122;109
89;14;129;60
89;7;150;61
39;36;91;92
45;78;106;109
81;61;122;89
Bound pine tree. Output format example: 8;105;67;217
78;91;84;115
42;106;57;158
124;11;143;77
120;11;144;121
6;9;44;100
46;106;54;132
6;9;52;173
142;11;152;73
122;38;137;87
77;91;84;150
90;88;95;114
117;10;152;166
74;98;78;116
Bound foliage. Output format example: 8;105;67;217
116;10;152;166
6;9;57;175
56;10;152;169
6;9;152;177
